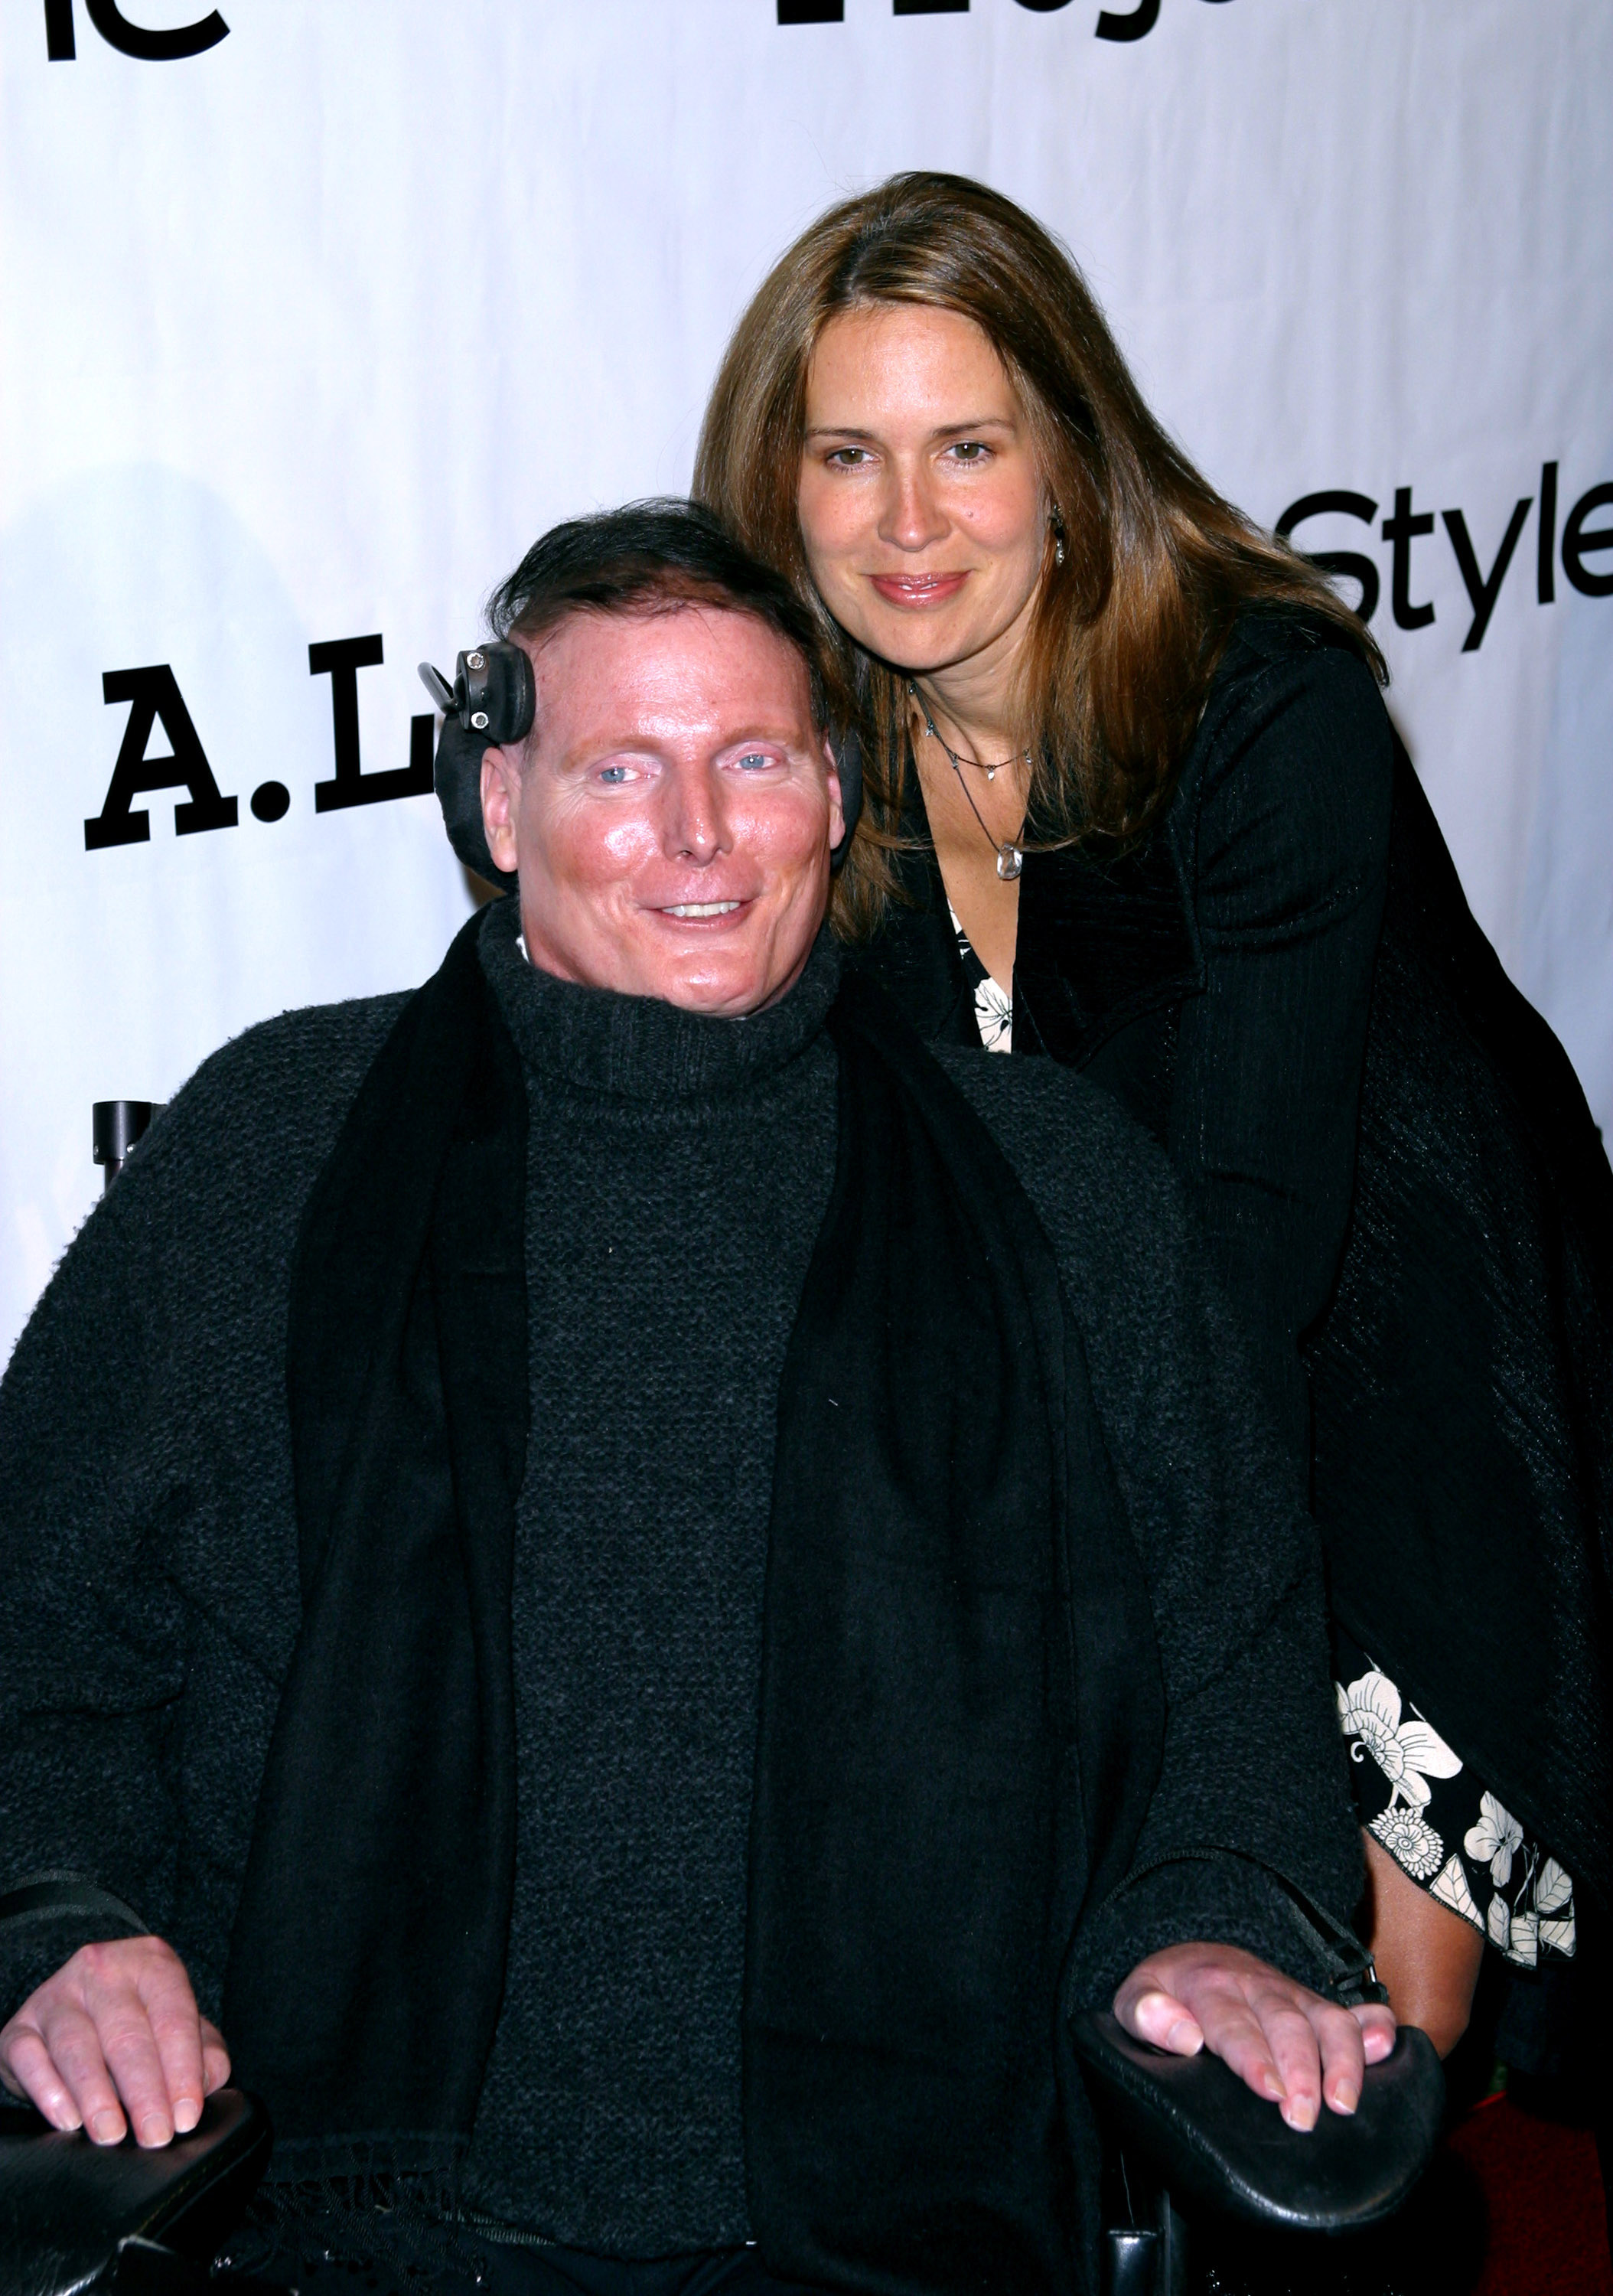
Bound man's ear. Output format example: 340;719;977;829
481;746;521;878
823;734;847;856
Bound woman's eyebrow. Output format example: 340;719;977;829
802;416;1017;443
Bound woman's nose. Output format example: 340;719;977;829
878;463;949;554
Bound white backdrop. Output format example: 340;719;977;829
3;0;1610;1364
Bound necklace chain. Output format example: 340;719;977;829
909;684;1027;883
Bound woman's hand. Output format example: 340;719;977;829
0;1936;230;2147
1113;1941;1396;2131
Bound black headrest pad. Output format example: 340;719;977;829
435;716;517;892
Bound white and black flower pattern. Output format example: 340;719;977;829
1534;1857;1576;1958
1333;1631;1576;1968
949;905;1013;1054
1430;1854;1480;1924
1369;1803;1445;1883
1465;1792;1523;1887
1336;1668;1462;1810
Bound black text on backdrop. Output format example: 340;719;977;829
779;0;1191;38
83;640;433;852
43;0;226;61
1278;469;1613;651
47;0;1246;52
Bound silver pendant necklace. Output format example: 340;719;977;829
910;684;1028;882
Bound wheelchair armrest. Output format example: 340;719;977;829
0;2087;270;2296
1068;2011;1444;2235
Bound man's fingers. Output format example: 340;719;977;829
1354;2002;1396;2064
1188;1988;1287;2106
0;1939;221;2149
199;2020;232;2098
1311;2001;1369;2116
1114;1944;1404;2133
76;1937;215;2145
1250;1994;1325;2131
73;1988;181;2147
1120;1987;1205;2056
0;2020;88;2132
29;2002;130;2144
139;1962;211;2135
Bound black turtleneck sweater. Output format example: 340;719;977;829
463;902;839;2249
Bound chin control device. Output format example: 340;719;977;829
418;643;535;888
418;640;863;886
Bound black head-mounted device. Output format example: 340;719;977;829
417;641;862;889
417;644;533;888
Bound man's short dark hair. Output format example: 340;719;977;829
487;499;828;730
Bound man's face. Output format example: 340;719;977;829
481;604;844;1017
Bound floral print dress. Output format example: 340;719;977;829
950;906;1013;1054
1334;1626;1576;1967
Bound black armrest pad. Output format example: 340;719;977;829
1069;2011;1443;2233
0;2088;270;2296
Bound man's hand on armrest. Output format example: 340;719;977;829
0;1936;230;2148
1114;1942;1396;2133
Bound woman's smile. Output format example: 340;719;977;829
868;571;970;607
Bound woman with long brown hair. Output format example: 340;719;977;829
697;173;1611;2071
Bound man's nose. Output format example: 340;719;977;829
878;459;950;554
662;761;730;861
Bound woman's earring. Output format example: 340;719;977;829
1051;515;1066;569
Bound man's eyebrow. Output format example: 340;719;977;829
802;416;1018;443
557;721;810;762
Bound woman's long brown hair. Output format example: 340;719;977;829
694;171;1384;939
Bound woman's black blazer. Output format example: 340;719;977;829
853;609;1613;1913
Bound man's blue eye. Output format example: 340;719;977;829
598;765;631;785
737;752;771;771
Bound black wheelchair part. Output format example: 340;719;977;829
417;644;536;752
92;1103;165;1192
1070;2011;1445;2294
417;644;532;891
1072;2011;1444;2236
0;2085;273;2296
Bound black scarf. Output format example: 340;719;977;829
223;908;1162;2284
223;908;528;2138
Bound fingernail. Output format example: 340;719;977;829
1283;2096;1318;2132
173;2095;200;2133
1261;2069;1286;2101
90;2109;124;2144
138;2112;173;2147
1332;2082;1360;2115
1164;2018;1199;2052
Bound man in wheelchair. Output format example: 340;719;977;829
0;504;1393;2294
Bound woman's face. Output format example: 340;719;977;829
798;302;1048;683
